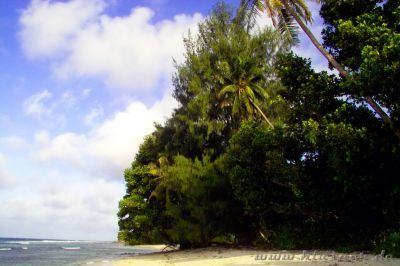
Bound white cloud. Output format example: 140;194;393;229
252;10;274;34
34;130;50;145
19;0;203;92
22;89;88;126
0;136;26;149
21;89;177;240
22;90;65;127
0;169;13;190
35;132;87;166
84;105;104;126
34;93;177;178
12;0;199;241
60;90;77;108
0;178;123;240
19;0;106;59
22;90;52;117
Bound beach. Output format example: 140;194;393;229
102;247;400;266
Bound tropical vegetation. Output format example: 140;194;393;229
118;0;400;255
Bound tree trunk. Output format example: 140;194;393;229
250;98;274;128
281;0;400;139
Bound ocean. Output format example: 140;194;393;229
0;237;153;265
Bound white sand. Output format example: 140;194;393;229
99;247;400;266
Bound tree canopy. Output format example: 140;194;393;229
118;0;400;255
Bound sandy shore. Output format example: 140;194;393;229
93;247;400;266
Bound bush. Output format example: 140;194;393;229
375;230;400;258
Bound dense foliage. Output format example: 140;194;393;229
118;1;400;254
321;0;400;129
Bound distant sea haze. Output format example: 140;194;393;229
0;237;150;265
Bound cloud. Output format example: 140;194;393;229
34;130;50;145
12;0;200;241
20;65;178;241
25;90;177;240
22;89;88;126
35;133;87;166
252;10;274;34
83;105;104;126
0;136;26;149
22;90;65;127
19;0;203;92
0;177;123;240
19;0;106;59
60;90;77;108
34;93;177;178
0;169;13;190
22;90;52;117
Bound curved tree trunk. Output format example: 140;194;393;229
281;0;400;139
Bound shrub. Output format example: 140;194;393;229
375;230;400;258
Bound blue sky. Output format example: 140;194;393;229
0;0;328;241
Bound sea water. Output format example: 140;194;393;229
0;237;152;265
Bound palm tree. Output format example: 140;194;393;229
211;6;284;129
148;156;172;207
217;57;274;128
244;0;398;138
246;0;353;74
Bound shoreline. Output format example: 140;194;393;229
92;247;400;266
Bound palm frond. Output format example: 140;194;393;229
278;8;299;45
291;0;312;23
218;84;237;98
232;96;241;116
242;94;254;116
245;85;256;101
237;0;259;33
252;83;269;99
242;0;265;14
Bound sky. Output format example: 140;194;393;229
0;0;328;241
